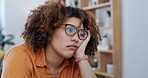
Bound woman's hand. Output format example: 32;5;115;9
74;31;91;58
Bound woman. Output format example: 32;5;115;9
1;1;101;78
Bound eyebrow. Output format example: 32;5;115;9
63;23;84;29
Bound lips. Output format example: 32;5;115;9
67;45;79;50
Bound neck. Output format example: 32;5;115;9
45;45;65;73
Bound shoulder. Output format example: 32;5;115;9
5;43;34;59
3;43;35;66
2;43;34;77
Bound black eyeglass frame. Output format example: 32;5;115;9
63;24;88;40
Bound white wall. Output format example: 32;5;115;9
2;0;46;51
0;0;3;31
121;0;148;78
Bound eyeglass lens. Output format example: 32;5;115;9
64;24;88;40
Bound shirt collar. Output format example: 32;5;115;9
35;48;47;67
62;59;70;68
24;43;70;67
34;48;70;68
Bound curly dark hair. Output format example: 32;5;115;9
21;1;101;55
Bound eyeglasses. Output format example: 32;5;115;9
63;24;88;40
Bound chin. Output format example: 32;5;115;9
62;50;75;58
64;54;73;58
63;53;74;58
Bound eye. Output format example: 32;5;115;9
79;29;87;39
65;25;76;35
66;27;73;32
79;30;85;37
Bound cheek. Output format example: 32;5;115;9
53;29;65;39
53;30;69;44
58;31;69;41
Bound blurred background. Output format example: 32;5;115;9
0;0;148;78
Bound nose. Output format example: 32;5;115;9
71;33;79;43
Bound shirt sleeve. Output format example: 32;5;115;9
1;47;32;78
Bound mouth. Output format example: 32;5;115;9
67;45;79;51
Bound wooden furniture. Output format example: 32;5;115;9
72;0;122;78
63;0;122;78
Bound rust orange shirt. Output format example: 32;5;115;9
1;43;80;78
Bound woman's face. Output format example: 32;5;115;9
48;17;86;58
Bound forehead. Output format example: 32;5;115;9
63;17;83;28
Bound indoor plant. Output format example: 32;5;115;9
0;33;15;50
